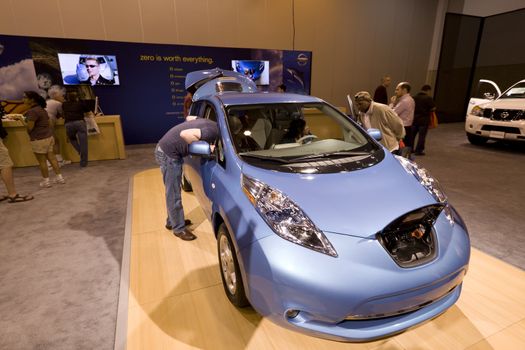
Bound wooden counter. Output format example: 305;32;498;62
2;115;126;167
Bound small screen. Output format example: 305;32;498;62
231;60;269;85
57;53;120;86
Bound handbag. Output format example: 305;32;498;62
84;112;100;136
429;111;438;129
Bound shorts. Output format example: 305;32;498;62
30;136;55;154
0;139;14;169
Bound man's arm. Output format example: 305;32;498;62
385;109;405;140
180;128;201;144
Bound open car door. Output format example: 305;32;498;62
467;79;502;114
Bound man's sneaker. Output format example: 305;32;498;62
39;179;52;188
54;176;66;184
59;160;72;167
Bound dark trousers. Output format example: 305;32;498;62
410;125;429;153
65;120;88;166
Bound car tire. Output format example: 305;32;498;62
217;223;249;307
467;133;487;145
181;174;192;192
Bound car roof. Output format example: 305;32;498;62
208;92;324;107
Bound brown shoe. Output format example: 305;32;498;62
174;229;197;241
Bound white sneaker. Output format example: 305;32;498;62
54;176;66;184
59;160;72;167
40;179;52;188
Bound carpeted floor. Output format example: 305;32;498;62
0;144;157;350
0;123;524;350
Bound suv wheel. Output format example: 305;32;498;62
467;133;488;145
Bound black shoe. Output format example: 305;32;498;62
173;229;197;241
165;219;192;230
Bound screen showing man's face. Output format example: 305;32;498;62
85;60;99;78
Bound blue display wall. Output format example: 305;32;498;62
0;35;312;144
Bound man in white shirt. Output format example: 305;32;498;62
390;82;415;152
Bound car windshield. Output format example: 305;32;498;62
225;102;380;163
500;81;525;99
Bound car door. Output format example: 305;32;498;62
183;102;219;218
467;79;502;114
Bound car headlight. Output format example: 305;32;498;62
395;156;447;203
470;105;484;116
241;174;338;257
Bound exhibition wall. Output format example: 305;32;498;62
0;35;311;144
0;0;441;110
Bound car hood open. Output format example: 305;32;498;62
241;155;438;239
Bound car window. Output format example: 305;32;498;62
189;100;206;117
225;103;376;158
204;105;217;121
472;81;499;100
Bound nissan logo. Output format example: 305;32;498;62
297;53;309;66
501;111;509;119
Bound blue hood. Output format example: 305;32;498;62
241;155;438;239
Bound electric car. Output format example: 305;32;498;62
182;68;470;342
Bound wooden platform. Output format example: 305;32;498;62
122;168;525;349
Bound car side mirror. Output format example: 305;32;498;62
367;128;382;141
188;141;214;158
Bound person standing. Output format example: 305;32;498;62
0;122;33;202
183;92;193;118
22;91;65;187
390;82;415;152
45;85;69;166
411;85;436;156
155;118;218;241
373;75;391;104
62;91;91;167
354;91;405;153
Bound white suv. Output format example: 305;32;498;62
465;79;525;145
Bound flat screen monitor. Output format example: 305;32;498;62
57;53;120;86
231;60;269;85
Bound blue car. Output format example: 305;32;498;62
182;69;470;342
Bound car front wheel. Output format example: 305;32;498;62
217;223;249;307
467;133;488;145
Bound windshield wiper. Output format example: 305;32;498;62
288;151;370;162
239;153;291;163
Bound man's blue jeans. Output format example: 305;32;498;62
155;145;185;233
65;120;88;166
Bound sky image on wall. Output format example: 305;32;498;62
0;35;312;144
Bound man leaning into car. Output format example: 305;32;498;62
155;118;218;240
354;91;405;153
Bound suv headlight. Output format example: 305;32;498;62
396;156;447;203
470;105;484;117
242;174;338;257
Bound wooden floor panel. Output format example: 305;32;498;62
126;168;525;349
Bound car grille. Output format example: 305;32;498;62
480;125;521;134
484;108;525;121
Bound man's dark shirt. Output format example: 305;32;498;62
159;119;218;161
62;101;92;122
373;85;388;105
81;76;115;86
412;92;436;126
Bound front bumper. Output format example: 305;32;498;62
465;115;525;141
238;212;470;341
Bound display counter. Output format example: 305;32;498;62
1;115;126;167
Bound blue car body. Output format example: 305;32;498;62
182;69;470;342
